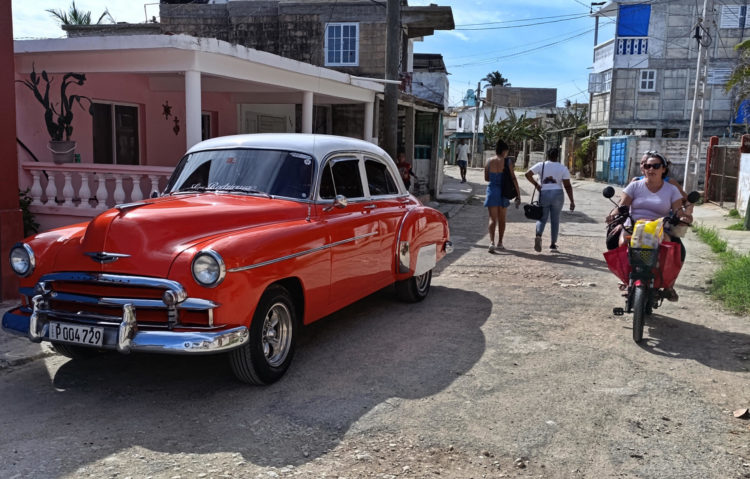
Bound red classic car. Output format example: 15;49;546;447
3;134;452;384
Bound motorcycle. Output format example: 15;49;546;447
602;186;701;343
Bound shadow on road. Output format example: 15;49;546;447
501;248;610;273
3;286;491;474
639;313;750;372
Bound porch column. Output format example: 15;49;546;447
364;101;374;143
185;70;202;150
0;3;22;299
405;105;415;163
302;91;313;134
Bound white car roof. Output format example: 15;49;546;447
185;133;392;163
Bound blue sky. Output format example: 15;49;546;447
11;0;615;108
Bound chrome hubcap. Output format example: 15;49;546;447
262;302;292;367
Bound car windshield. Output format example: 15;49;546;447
165;148;315;200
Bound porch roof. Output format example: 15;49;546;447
13;34;384;105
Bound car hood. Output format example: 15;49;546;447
52;194;308;276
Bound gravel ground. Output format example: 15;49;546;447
1;167;749;479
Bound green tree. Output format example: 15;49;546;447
483;108;543;159
726;39;750;128
46;1;115;26
482;71;511;87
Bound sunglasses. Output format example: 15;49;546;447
642;163;663;170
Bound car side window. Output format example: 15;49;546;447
364;158;399;196
320;158;364;199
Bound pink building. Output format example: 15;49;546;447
14;34;383;231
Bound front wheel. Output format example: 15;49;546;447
395;269;432;302
632;285;648;343
229;285;297;385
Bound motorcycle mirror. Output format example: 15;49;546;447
687;191;701;204
602;186;615;199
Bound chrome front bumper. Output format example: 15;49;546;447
2;300;248;355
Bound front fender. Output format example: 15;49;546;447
395;207;450;280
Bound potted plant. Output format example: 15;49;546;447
18;64;92;164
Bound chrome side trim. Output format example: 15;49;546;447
395;208;418;272
228;231;378;272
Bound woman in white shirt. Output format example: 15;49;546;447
524;147;575;252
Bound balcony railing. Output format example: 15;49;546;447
617;37;648;55
22;161;174;219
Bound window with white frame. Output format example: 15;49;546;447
639;70;656;91
720;5;746;28
92;102;140;165
588;70;612;94
325;23;359;66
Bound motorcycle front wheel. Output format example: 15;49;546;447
632;285;648;343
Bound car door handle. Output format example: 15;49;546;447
364;204;377;209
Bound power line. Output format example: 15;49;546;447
456;13;592;30
456;13;588;27
447;28;597;68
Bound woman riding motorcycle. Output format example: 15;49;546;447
614;151;693;301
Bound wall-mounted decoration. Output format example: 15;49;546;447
173;116;180;135
162;101;173;120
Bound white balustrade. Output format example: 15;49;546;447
95;173;109;210
113;174;126;205
21;162;174;219
79;173;91;208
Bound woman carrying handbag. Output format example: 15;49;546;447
524;147;575;252
484;139;521;252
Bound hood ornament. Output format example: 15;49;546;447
85;252;131;264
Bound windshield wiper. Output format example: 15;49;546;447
172;186;210;194
215;187;271;197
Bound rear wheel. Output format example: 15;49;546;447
632;286;648;343
229;285;297;385
395;269;432;302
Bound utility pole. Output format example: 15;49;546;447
383;0;400;160
684;0;712;192
471;82;481;167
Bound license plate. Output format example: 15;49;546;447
49;322;104;347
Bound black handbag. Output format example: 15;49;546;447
523;161;545;220
524;202;543;220
501;157;518;199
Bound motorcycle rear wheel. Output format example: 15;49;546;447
632;285;648;343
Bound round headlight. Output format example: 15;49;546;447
191;250;226;287
9;244;35;277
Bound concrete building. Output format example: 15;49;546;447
589;0;741;139
486;86;557;109
154;0;454;197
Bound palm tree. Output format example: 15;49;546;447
482;71;511;87
46;1;115;26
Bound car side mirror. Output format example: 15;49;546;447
602;186;615;199
150;191;159;199
324;195;348;212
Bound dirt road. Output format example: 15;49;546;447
1;168;749;479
